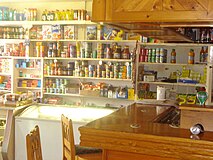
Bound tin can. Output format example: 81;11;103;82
49;43;53;50
70;45;76;58
92;50;97;58
89;71;93;77
53;42;57;50
110;71;114;78
102;71;106;78
36;45;40;57
52;49;57;57
93;71;97;77
48;49;52;57
40;46;45;57
81;48;85;58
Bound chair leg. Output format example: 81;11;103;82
102;149;107;160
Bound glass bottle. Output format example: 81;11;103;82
113;45;121;59
200;46;205;63
121;45;130;59
188;49;195;64
170;49;176;63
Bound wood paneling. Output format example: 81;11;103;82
180;107;213;131
102;0;208;22
163;0;208;11
92;0;106;21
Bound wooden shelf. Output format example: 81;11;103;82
138;62;207;66
0;73;11;76
44;75;132;81
44;93;134;101
139;42;211;47
0;90;11;93
30;39;137;43
17;77;41;80
0;39;25;42
44;57;132;62
138;81;206;87
44;93;81;97
17;87;41;89
16;68;41;70
12;57;42;59
0;20;96;26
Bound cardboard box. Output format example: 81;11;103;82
101;25;125;40
52;24;62;40
64;25;76;39
42;25;52;40
86;26;97;40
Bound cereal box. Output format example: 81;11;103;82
42;25;52;40
52;24;62;40
64;25;75;40
29;26;42;40
86;26;97;40
101;25;125;40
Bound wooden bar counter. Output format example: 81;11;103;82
79;103;213;160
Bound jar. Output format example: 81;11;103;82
58;67;62;76
113;45;121;59
106;47;112;59
121;45;130;59
61;51;66;58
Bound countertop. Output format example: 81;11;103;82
79;103;213;160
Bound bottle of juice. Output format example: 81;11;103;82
188;49;195;64
200;46;205;62
170;49;176;63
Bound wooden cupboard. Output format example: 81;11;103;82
92;0;213;23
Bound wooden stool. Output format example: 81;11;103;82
26;125;43;160
61;114;102;160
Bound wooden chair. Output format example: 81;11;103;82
26;125;43;160
61;114;102;160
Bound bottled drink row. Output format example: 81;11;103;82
139;46;208;64
0;27;25;39
0;6;89;21
42;9;89;21
0;7;37;21
177;27;213;43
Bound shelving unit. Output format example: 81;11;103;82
0;1;135;106
137;81;206;87
2;0;212;107
136;42;212;105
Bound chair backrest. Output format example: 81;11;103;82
61;114;76;160
26;125;43;160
